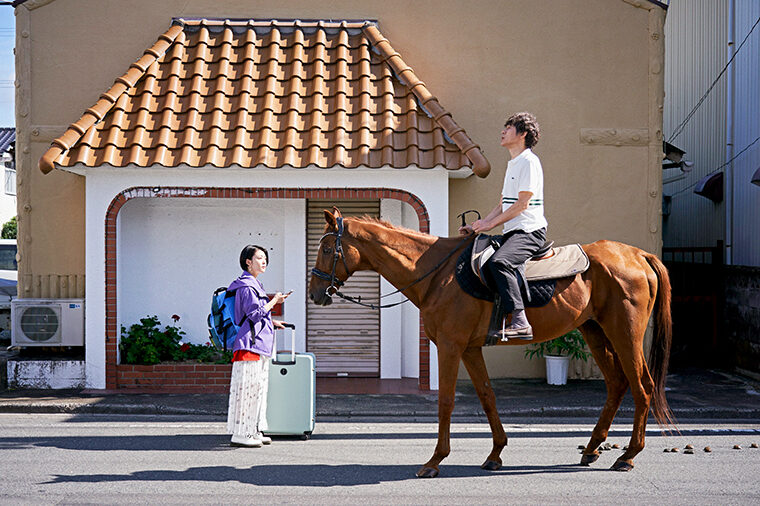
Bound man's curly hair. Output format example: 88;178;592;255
504;112;540;149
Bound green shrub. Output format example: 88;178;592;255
120;315;232;365
1;216;17;239
524;329;592;361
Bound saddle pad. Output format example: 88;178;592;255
525;244;590;281
455;242;556;307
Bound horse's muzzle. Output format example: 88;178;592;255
309;291;333;306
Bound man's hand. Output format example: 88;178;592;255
471;219;492;234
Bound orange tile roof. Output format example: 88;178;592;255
39;19;490;176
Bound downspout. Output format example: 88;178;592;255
725;0;735;265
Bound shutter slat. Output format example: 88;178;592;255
307;199;380;376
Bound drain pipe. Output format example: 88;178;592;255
725;0;735;265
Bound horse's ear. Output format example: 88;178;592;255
324;209;337;230
332;206;343;218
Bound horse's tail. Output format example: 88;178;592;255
644;253;677;430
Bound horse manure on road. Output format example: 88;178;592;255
733;444;742;450
704;446;712;453
750;443;758;448
685;444;694;450
684;448;694;454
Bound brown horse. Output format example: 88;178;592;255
308;208;674;477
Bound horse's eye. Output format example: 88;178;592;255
323;245;333;254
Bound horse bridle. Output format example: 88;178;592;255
310;215;473;310
310;216;351;297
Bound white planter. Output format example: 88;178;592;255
545;355;570;385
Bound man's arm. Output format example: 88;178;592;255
470;191;533;233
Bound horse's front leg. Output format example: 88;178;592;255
416;342;463;478
461;347;507;470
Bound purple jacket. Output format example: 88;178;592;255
228;271;274;357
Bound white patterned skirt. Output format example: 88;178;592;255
227;358;270;437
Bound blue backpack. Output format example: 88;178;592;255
208;287;238;351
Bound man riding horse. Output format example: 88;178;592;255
459;112;546;341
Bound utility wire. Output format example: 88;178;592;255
667;134;760;198
668;15;760;143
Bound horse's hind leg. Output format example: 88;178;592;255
598;313;656;472
461;347;507;471
578;321;629;466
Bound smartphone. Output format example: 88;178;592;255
285;290;294;296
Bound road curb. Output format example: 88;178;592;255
1;401;758;420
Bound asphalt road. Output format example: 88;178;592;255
1;414;759;504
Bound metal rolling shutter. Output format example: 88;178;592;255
307;200;380;376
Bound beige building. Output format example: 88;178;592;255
15;0;666;389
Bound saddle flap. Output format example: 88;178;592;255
470;234;502;285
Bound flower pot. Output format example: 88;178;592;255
545;355;570;385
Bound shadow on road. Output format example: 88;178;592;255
46;463;600;486
2;427;756;452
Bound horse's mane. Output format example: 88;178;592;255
347;215;433;240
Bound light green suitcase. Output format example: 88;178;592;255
264;324;316;439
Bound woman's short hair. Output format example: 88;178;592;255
239;244;269;271
504;112;540;149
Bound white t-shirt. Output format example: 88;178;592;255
501;148;547;234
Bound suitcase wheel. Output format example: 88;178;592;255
301;432;311;441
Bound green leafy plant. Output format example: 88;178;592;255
524;329;591;361
1;216;17;239
120;315;232;365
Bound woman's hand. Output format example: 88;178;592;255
273;319;287;329
271;291;291;304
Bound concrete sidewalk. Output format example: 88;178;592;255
0;368;758;421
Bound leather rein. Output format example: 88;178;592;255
310;216;472;310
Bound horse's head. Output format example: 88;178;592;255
308;207;362;306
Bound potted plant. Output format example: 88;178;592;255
524;329;591;385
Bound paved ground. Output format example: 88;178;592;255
1;415;759;504
1;368;759;421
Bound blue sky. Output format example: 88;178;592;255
0;6;14;127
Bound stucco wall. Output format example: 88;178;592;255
17;0;665;380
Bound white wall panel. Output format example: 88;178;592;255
118;198;303;347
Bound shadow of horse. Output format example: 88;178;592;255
47;463;600;486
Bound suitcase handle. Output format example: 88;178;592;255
272;324;297;365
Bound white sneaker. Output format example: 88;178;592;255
230;434;263;447
257;433;272;445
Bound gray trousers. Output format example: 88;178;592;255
486;228;546;313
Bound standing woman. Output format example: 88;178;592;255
227;244;290;447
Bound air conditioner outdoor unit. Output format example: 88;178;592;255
11;299;84;347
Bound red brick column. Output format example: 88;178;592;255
104;187;432;390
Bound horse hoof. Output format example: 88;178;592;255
481;459;502;471
580;453;600;466
416;466;439;478
611;460;634;472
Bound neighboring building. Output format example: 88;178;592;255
663;0;760;265
663;0;760;374
16;0;667;390
0;127;16;226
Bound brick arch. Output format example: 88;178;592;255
104;187;432;390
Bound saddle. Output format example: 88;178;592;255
455;234;590;345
